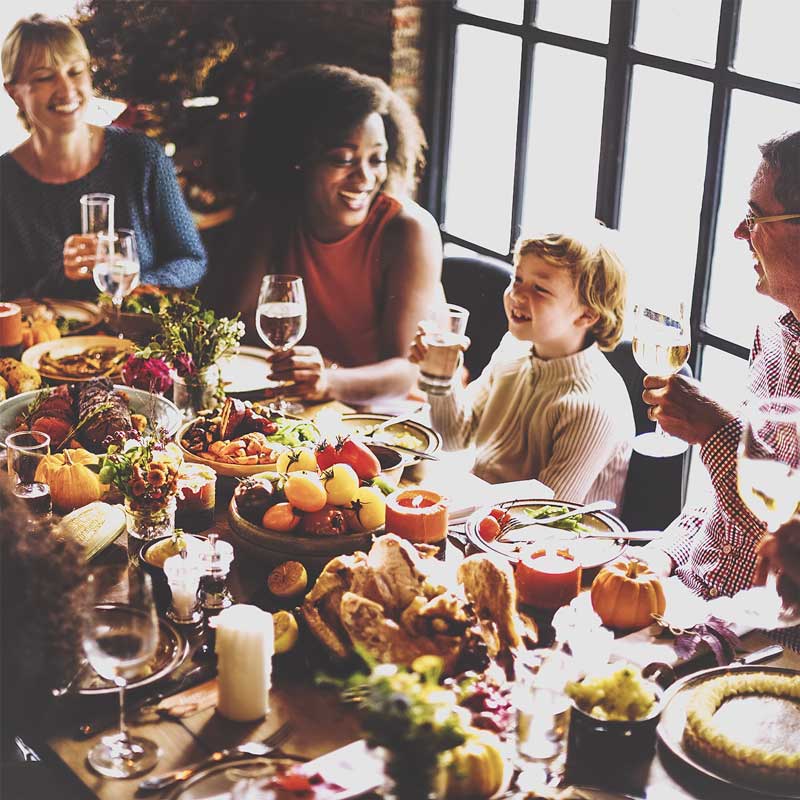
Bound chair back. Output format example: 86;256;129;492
603;340;693;532
441;255;511;379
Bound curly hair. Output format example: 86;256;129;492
514;225;628;351
242;63;426;204
0;477;86;741
2;14;91;130
759;129;800;213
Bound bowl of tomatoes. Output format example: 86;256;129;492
226;437;392;573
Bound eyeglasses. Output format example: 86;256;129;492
744;210;800;232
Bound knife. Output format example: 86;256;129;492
73;663;216;740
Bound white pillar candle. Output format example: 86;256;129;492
212;604;274;722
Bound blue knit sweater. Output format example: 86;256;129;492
0;126;207;300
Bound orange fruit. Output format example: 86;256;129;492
268;560;308;598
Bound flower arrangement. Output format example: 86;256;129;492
122;355;173;395
325;655;468;799
97;435;183;511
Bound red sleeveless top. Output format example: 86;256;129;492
283;193;402;367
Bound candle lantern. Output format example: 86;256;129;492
385;488;449;544
516;547;582;610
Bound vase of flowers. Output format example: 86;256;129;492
141;293;245;418
97;435;183;564
333;655;468;800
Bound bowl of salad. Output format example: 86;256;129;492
98;285;187;342
177;397;319;477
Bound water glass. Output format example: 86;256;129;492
418;303;470;394
93;228;141;336
5;430;52;517
71;193;114;278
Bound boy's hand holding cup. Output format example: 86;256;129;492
411;303;470;394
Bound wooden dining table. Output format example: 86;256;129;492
39;401;800;800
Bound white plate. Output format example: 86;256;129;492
0;384;183;450
22;335;134;382
219;346;280;396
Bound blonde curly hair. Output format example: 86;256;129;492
514;225;627;351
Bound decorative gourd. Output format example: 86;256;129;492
21;320;61;348
438;729;505;799
35;448;98;486
44;450;103;513
590;558;666;631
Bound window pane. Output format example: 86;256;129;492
455;0;523;25
535;0;610;43
635;0;720;65
619;67;712;304
521;45;605;231
686;345;749;506
444;26;521;254
735;0;800;86
705;91;799;346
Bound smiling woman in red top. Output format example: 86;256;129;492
231;64;442;407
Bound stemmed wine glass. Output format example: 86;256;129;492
256;274;307;415
631;300;691;457
733;395;800;628
82;566;161;778
93;228;141;338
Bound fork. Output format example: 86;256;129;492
497;500;616;538
138;721;293;793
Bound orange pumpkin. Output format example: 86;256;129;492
590;558;666;631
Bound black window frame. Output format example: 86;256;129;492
425;0;800;381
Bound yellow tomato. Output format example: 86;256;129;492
284;470;327;513
322;462;359;506
350;485;386;531
276;447;318;474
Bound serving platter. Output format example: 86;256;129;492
79;612;189;696
657;665;800;799
16;297;101;335
22;335;134;382
337;413;442;469
464;498;627;571
0;384;183;449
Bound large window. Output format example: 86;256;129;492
428;0;800;501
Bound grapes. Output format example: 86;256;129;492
565;664;656;721
458;678;514;735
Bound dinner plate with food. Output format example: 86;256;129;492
16;297;101;339
464;499;628;573
0;378;182;452
22;335;134;382
218;345;280;397
179;397;319;478
657;665;800;798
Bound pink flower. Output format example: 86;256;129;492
173;352;197;378
122;356;173;395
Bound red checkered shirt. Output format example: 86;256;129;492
658;312;800;648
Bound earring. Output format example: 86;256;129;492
293;164;301;171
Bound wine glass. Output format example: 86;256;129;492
631;301;691;457
732;396;800;628
93;229;141;338
256;274;307;415
82;566;161;778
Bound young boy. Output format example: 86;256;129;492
410;229;634;506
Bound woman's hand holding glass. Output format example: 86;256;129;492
65;193;115;280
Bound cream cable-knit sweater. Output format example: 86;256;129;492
428;333;634;506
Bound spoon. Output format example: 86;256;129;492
51;658;90;697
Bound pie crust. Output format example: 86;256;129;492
683;673;800;790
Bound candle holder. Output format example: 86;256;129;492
198;534;234;612
163;552;204;625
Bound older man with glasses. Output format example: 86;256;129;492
637;129;800;640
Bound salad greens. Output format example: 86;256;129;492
269;417;318;449
520;504;591;533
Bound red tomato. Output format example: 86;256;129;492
488;507;512;525
315;440;338;470
477;515;501;541
336;436;380;480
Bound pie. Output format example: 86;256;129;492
683;672;800;790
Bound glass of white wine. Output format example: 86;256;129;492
256;274;307;415
82;566;160;777
631;301;691;457
734;396;800;629
93;229;141;338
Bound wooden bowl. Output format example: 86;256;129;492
227;497;382;575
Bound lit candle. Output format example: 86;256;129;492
515;548;582;610
385;488;449;543
212;604;274;721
